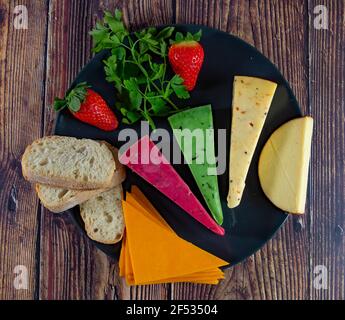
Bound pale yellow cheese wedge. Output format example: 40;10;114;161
258;117;313;214
228;76;278;208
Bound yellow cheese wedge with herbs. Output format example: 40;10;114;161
258;117;313;214
227;76;278;208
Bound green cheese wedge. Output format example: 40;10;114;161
168;105;223;225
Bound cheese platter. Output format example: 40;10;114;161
21;10;312;283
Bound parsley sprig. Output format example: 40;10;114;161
90;10;196;129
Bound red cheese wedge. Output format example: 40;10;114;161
119;136;225;235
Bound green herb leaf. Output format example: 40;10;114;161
124;78;142;109
129;90;142;110
172;84;190;99
144;114;156;130
123;78;138;92
160;41;167;55
147;96;169;115
164;87;174;98
151;64;164;81
114;9;122;21
120;108;128;116
104;56;123;92
90;10;201;128
89;23;108;46
104;10;126;34
156;27;175;40
126;111;141;123
171;75;190;99
171;75;184;85
109;19;125;34
139;41;149;54
143;37;159;46
147;27;157;36
110;34;120;45
139;53;150;63
113;47;126;60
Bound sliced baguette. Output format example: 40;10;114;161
80;185;125;244
22;136;116;190
35;146;126;213
36;185;109;213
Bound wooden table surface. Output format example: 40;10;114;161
0;0;344;300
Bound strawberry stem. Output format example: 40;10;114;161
53;82;90;113
169;30;202;45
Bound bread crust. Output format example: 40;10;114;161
80;186;124;244
35;184;110;213
22;136;116;190
34;144;126;213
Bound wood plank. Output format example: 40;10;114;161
309;0;345;300
1;0;343;301
124;0;174;31
39;0;121;300
174;0;310;300
0;0;48;299
39;0;174;300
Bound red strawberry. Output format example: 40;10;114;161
54;82;118;131
168;31;204;91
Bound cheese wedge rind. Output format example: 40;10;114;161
258;117;313;214
228;76;277;208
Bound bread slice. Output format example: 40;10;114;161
36;185;108;213
35;145;126;213
80;185;125;244
22;136;116;190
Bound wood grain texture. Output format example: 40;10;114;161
39;0;124;300
0;0;344;300
0;0;48;299
309;0;345;300
39;0;111;300
38;0;173;300
174;0;310;300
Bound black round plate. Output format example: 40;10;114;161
54;25;301;266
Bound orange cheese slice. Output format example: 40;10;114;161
119;188;229;285
131;186;173;231
126;191;173;232
122;245;224;286
121;235;225;285
122;200;228;284
126;277;222;286
120;187;172;279
123;260;224;285
123;263;224;284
